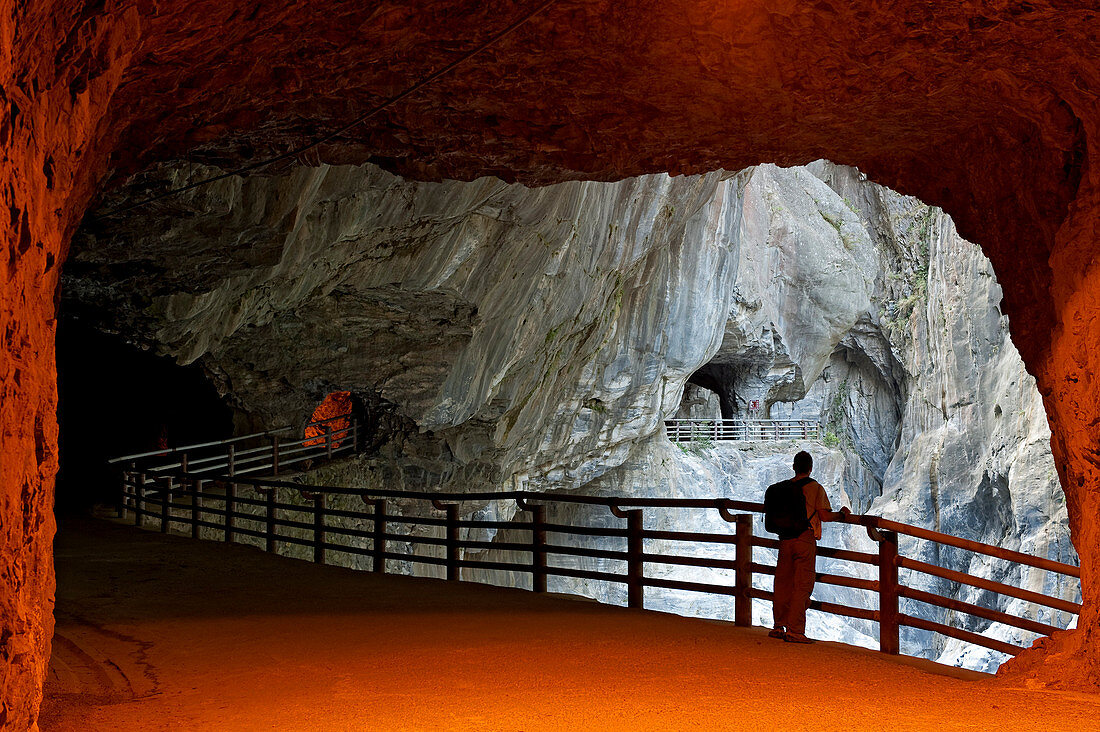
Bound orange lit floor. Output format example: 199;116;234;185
41;519;1100;732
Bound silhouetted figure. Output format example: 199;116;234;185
764;450;850;643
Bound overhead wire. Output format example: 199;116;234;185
99;0;561;219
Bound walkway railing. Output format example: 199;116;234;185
114;436;1081;663
666;418;821;442
109;414;359;477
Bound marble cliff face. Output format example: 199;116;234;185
67;161;1078;672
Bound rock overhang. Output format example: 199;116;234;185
73;1;1089;367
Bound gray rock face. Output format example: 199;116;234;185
73;164;743;492
70;158;1077;672
651;162;1079;670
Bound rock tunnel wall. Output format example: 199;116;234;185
6;0;1100;725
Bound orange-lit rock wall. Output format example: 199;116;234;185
1018;174;1100;687
1;4;140;726
4;0;1100;724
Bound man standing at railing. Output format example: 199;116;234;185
764;450;850;643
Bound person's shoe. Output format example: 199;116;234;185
783;632;814;644
767;628;786;639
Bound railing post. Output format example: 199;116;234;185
191;478;200;539
734;513;753;627
226;445;236;543
118;470;127;519
531;504;547;593
624;509;644;609
325;425;333;459
180;451;189;474
352;419;360;452
442;503;460;581
271;436;280;476
119;461;136;518
264;488;277;553
160;476;172;533
878;530;900;654
224;482;236;543
312;493;326;564
136;472;146;527
372;499;387;573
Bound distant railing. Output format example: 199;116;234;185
666;418;821;442
114;439;1081;663
109;414;359;478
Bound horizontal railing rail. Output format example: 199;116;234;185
108;425;297;464
114;444;1082;665
115;416;361;480
665;418;821;442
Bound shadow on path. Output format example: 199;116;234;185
41;518;1100;731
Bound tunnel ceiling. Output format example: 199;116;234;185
66;0;1093;370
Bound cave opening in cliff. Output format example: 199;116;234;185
55;318;233;513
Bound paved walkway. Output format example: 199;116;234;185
41;518;1100;731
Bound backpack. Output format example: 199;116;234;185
764;477;814;539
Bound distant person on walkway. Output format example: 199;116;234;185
764;450;850;643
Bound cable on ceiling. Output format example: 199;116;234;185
99;0;561;219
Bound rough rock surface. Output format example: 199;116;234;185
8;1;1100;725
70;163;741;494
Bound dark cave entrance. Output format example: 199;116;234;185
55;318;233;513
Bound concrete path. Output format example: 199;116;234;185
40;519;1100;731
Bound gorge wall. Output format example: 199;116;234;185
70;162;742;493
585;162;1080;672
7;1;1100;726
65;160;1079;673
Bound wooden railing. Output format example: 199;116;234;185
114;445;1081;663
666;419;821;442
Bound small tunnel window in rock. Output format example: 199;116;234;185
305;391;354;447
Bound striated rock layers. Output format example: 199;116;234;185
584;163;1080;671
66;161;1078;674
8;1;1100;725
70;162;742;493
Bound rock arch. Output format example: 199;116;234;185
5;1;1100;725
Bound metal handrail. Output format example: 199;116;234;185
827;512;1080;579
116;449;1082;665
665;418;821;442
115;417;359;477
108;425;296;464
665;418;820;423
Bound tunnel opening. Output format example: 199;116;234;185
52;157;1082;675
6;4;1100;727
32;148;1095;727
55;318;233;514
